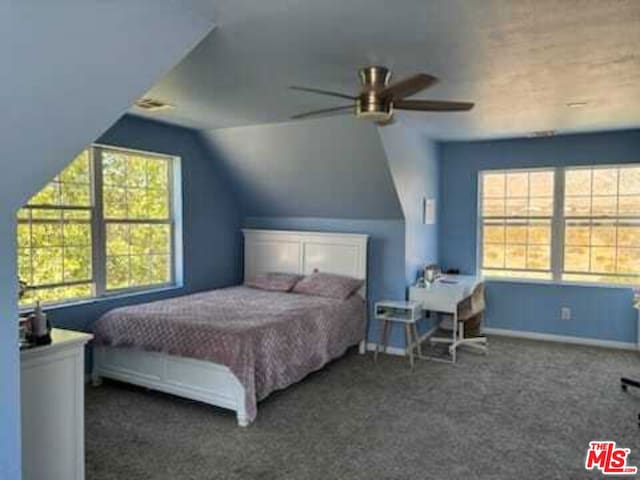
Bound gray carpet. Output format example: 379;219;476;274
86;337;640;480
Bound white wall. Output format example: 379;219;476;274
0;3;213;477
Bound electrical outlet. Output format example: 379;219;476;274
561;307;572;321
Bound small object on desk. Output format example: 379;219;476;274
374;300;423;369
26;301;52;346
423;264;441;285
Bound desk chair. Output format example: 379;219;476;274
430;282;488;360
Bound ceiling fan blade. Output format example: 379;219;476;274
289;86;356;100
290;105;354;120
379;74;438;100
394;99;474;112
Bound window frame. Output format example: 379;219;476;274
19;143;182;310
477;164;640;288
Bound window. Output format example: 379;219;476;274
480;169;554;280
563;166;640;285
479;165;640;286
18;146;179;307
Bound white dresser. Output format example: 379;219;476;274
21;328;93;480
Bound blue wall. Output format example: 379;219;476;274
200;116;403;219
380;124;440;286
439;129;640;343
47;115;243;333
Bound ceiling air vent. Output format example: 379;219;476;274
135;97;174;112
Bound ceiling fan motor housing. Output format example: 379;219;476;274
356;66;393;121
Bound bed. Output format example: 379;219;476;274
92;229;368;426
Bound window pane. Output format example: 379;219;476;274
505;222;527;244
527;245;550;270
530;171;554;197
150;255;171;284
591;247;616;273
106;256;129;290
483;173;504;197
565;224;590;245
619;196;640;216
106;223;130;256
505;245;526;269
528;221;551;245
617;248;640;274
619;167;640;195
483;198;504;216
63;247;92;282
618;224;640;247
564;246;590;272
483;243;504;268
506;198;527;217
149;225;171;254
592;169;618;195
483;223;504;243
103;187;127;218
506;172;528;197
529;197;553;216
591;196;617;216
32;248;63;285
591;223;616;246
565;169;591;196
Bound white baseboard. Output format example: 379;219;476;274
483;327;638;351
366;326;438;356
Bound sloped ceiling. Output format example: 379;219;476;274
134;0;640;140
200;116;403;219
0;2;215;210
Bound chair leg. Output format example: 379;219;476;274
411;322;422;357
405;323;415;369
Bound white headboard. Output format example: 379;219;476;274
242;229;369;298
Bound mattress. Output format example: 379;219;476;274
94;286;366;421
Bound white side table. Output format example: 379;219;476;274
374;300;423;368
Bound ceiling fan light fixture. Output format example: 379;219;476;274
356;98;393;122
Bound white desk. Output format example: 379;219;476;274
409;275;482;362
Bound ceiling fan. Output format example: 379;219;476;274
290;66;474;124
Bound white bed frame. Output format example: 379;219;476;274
93;229;368;426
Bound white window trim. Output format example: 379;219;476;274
476;165;640;289
19;143;184;311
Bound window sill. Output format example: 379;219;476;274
484;276;636;290
19;284;184;315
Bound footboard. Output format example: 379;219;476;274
93;347;249;426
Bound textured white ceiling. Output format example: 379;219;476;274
133;0;640;140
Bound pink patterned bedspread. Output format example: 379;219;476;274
94;286;366;422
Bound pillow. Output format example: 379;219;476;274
292;272;364;300
245;272;303;292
